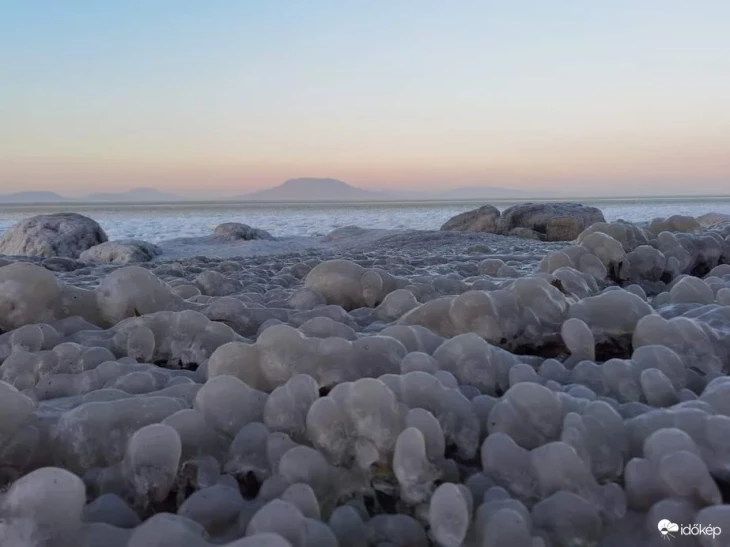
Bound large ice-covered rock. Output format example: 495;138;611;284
440;202;605;241
499;202;606;242
648;215;701;235
697;212;730;229
80;239;162;264
213;222;274;241
440;206;501;233
0;213;107;258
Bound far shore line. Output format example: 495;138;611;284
2;194;730;209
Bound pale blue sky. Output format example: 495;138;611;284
1;0;729;196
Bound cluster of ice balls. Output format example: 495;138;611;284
1;215;730;546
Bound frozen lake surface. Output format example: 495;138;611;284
1;196;729;243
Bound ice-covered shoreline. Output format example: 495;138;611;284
1;210;730;546
2;196;730;243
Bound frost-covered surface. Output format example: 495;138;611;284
1;213;730;546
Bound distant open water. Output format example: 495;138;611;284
1;197;729;243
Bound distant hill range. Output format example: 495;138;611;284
0;191;70;203
239;178;530;201
84;187;181;202
239;178;389;201
0;180;536;203
0;187;181;203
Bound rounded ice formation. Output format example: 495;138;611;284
123;424;182;507
561;317;596;360
576;221;650;252
0;262;62;331
0;380;35;445
0;212;107;258
568;289;653;343
429;483;471;546
95;266;185;326
80;239;163;264
304;260;404;309
487;383;563;449
0;467;86;540
194;375;267;437
0;208;729;546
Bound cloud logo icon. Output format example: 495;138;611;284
658;519;679;539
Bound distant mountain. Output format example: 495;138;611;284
0;191;70;203
240;178;389;201
84;187;181;202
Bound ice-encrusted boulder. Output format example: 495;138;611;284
0;213;107;258
440;206;501;233
441;202;606;241
499;202;606;242
213;222;274;241
648;215;701;235
80;239;162;264
697;212;730;229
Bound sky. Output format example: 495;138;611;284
1;0;729;197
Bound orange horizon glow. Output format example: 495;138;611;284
2;1;729;197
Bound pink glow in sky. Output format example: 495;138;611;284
2;1;729;197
